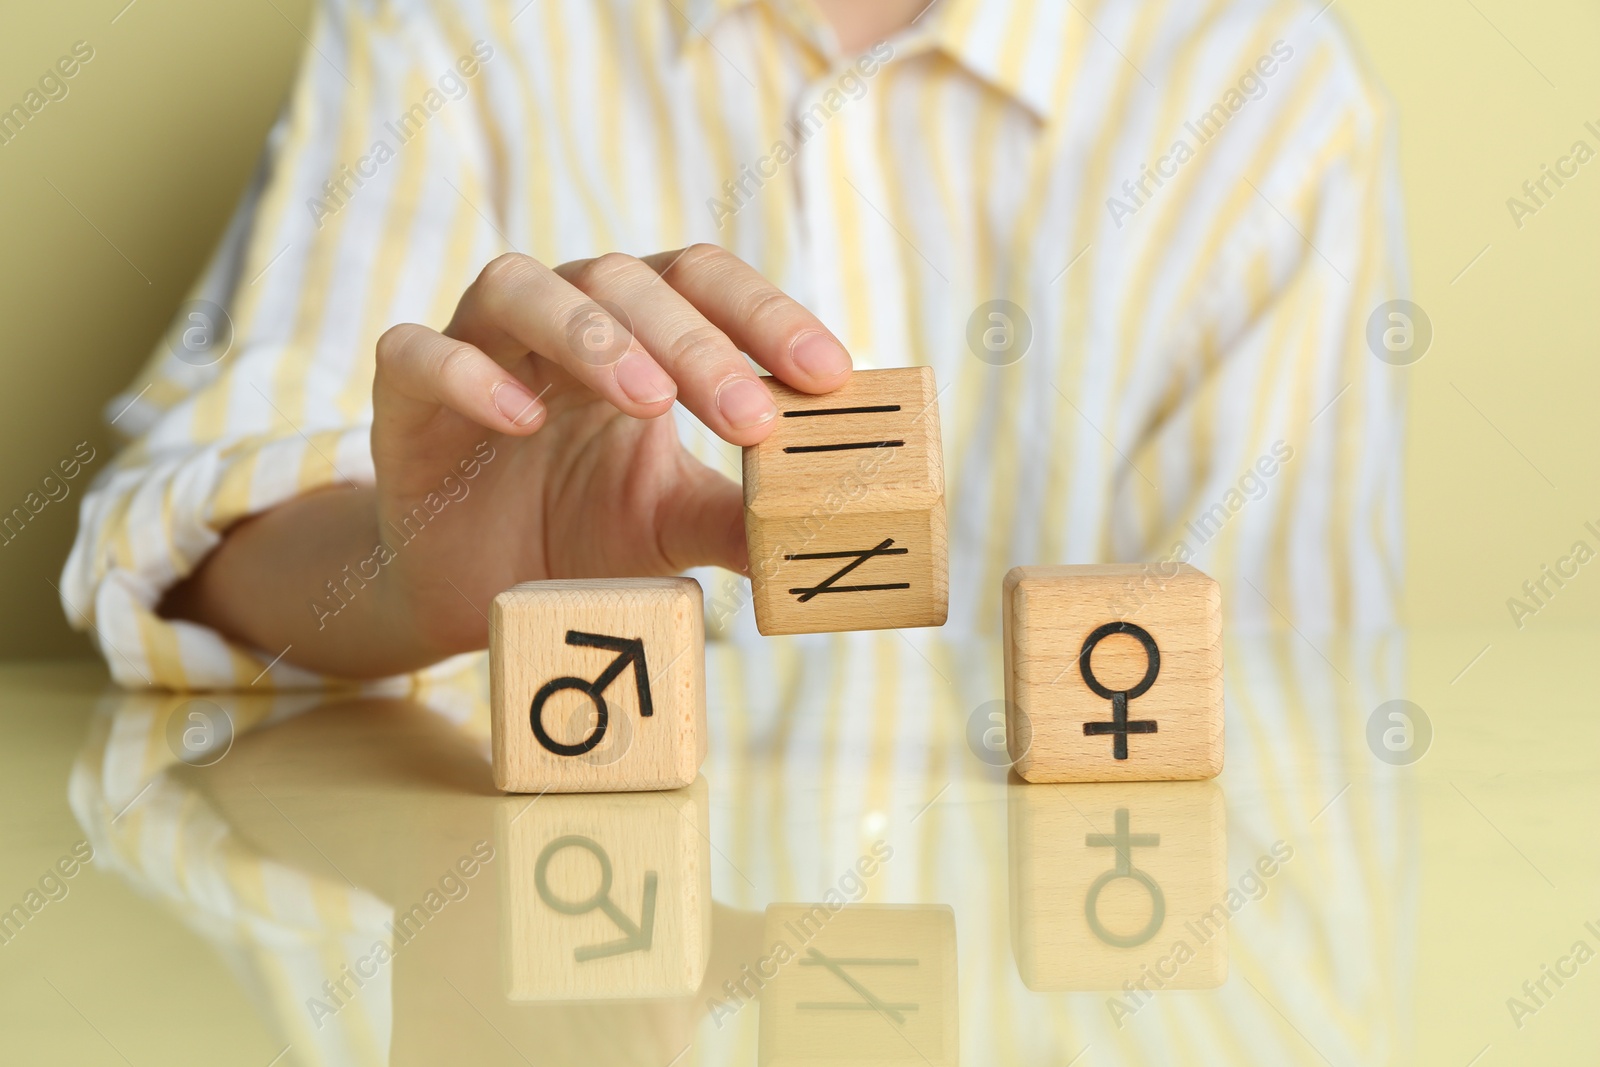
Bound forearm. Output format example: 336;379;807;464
159;486;444;680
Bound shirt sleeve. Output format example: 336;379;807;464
61;0;507;688
1115;16;1408;632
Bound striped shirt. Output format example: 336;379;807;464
62;0;1407;689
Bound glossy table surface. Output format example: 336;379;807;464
0;627;1595;1066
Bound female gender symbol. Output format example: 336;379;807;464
1083;808;1165;948
1079;621;1160;760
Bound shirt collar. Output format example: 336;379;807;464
921;0;1063;123
669;0;1063;124
671;0;831;56
674;0;750;37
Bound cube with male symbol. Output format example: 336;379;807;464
490;578;706;793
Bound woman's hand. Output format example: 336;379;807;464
161;245;851;678
373;244;850;658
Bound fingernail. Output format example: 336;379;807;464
790;331;851;380
717;376;776;430
493;381;543;426
616;349;677;406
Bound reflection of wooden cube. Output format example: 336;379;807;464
1003;564;1224;782
759;904;957;1067
1008;780;1228;991
743;368;948;635
490;578;705;793
497;778;710;999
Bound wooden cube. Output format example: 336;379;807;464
743;367;948;635
490;578;706;793
758;904;957;1067
1008;780;1227;991
1003;564;1224;782
496;779;711;1000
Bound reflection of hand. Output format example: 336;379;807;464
163;245;851;678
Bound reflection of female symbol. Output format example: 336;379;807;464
1079;621;1160;760
534;835;657;961
530;631;654;756
1083;808;1165;948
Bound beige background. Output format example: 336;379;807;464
1;0;1596;658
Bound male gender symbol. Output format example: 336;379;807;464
1083;808;1165;948
531;631;653;757
534;835;658;961
1079;621;1160;760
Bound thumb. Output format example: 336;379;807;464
654;456;747;575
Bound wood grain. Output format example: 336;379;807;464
1008;780;1227;991
744;367;948;635
759;903;957;1067
1003;564;1224;782
497;778;711;999
490;578;705;793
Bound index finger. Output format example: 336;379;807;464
641;245;852;395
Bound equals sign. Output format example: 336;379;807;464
782;404;904;453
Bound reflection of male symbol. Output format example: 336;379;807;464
530;631;654;756
1083;808;1164;949
1080;621;1160;760
533;835;658;962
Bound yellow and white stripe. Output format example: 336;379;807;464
69;689;397;1065
62;0;1406;688
69;636;1415;1065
